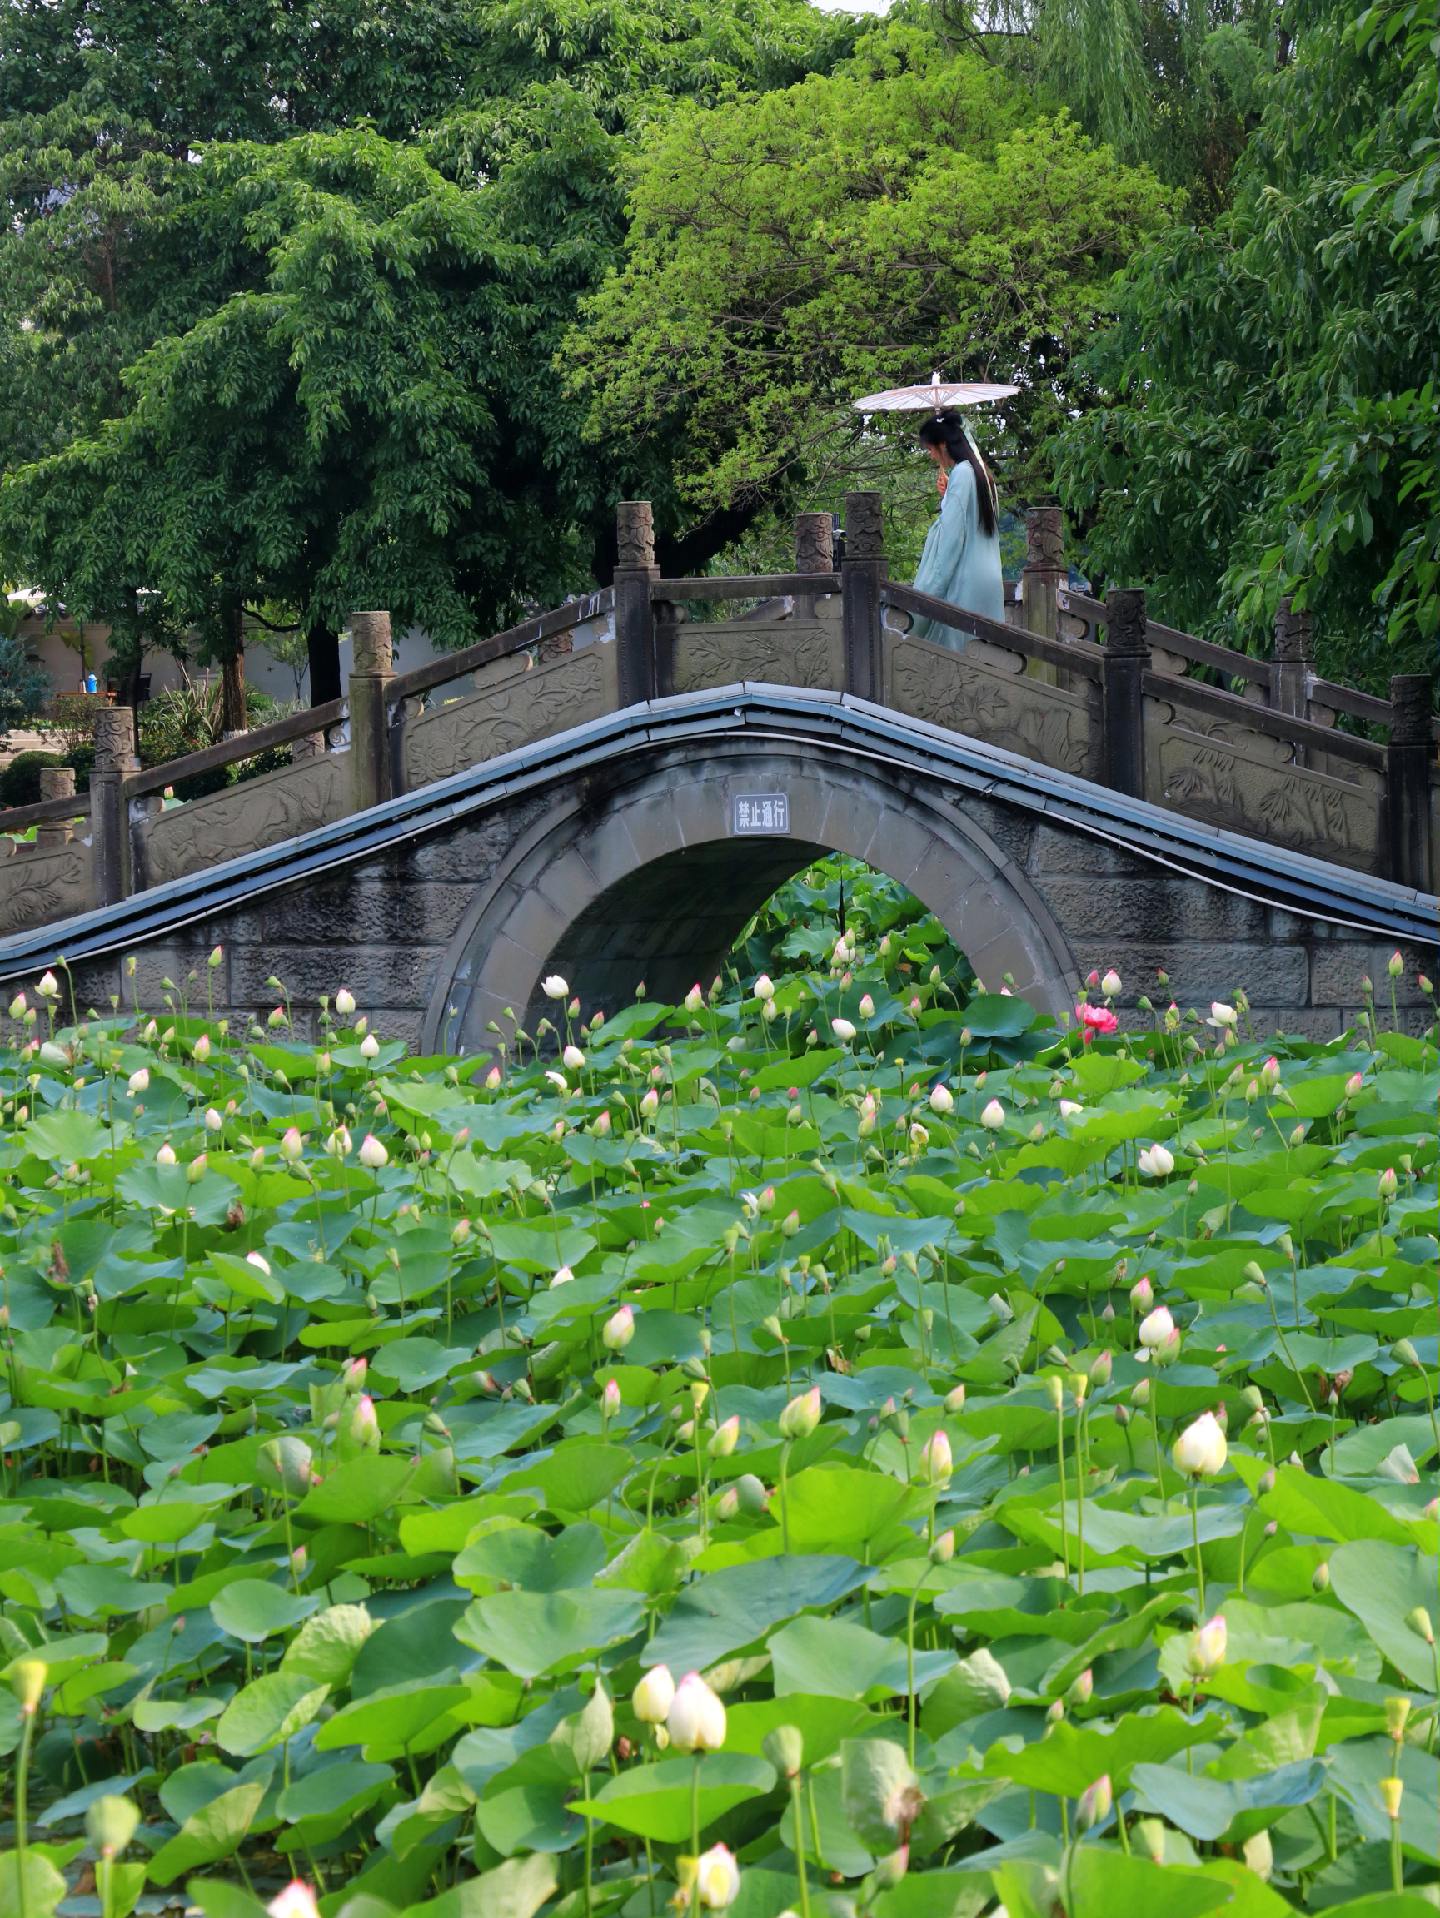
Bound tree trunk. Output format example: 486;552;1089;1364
306;623;342;706
219;600;247;733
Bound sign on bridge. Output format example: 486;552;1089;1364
733;792;790;835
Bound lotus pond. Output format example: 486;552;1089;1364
0;863;1437;1918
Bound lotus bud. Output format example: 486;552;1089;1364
919;1429;953;1486
1382;1776;1404;1821
1173;1411;1227;1478
347;1393;380;1452
280;1126;304;1162
1408;1607;1435;1644
1130;1275;1154;1312
779;1384;821;1441
1378;1167;1398;1200
763;1724;805;1779
1089;1351;1112;1388
1189;1615;1228;1674
602;1304;635;1351
1076;1773;1112;1831
259;1434;314;1498
735;1472;768;1514
944;1384;966;1413
708;1415;740;1458
1045;1699;1065;1725
541;975;569;1000
11;1658;46;1712
979;1098;1005;1130
667;1671;726;1752
931;1528;956;1563
1138;1304;1175;1349
155;1141;177;1167
357;1133;388;1169
85;1792;140;1859
929;1081;954;1114
601;1378;622;1419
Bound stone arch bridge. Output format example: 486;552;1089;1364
0;499;1435;1045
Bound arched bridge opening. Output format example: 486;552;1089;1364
428;739;1081;1055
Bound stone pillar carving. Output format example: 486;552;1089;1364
1101;588;1149;800
794;512;834;622
290;731;326;763
91;706;139;905
1272;598;1314;720
841;492;885;702
614;500;658;707
36;765;76;850
1021;507;1064;641
1386;673;1435;889
348;611;395;813
795;513;834;575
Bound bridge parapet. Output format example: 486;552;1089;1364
0;499;1435;941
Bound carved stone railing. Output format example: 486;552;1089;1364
0;497;1434;940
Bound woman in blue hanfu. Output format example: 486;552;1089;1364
909;406;1005;644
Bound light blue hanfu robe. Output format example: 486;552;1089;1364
910;463;1005;648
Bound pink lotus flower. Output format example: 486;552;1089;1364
1076;1003;1119;1041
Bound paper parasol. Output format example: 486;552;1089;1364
852;371;1019;414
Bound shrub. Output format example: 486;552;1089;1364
0;749;66;808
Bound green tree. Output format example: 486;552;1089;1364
926;0;1269;210
568;19;1172;572
0;0;858;704
1051;0;1440;688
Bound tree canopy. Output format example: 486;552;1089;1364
0;0;859;700
1051;0;1440;686
568;19;1172;573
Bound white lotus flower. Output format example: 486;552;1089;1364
667;1671;726;1753
979;1099;1005;1130
542;975;569;1000
126;1068;149;1095
754;974;775;1002
1173;1411;1228;1478
333;989;356;1018
268;1883;321;1918
696;1843;741;1909
359;1032;380;1060
357;1133;388;1170
1138;1304;1175;1349
831;1017;856;1043
1208;1002;1238;1028
928;1082;954;1114
562;1044;585;1070
632;1664;675;1724
1138;1143;1175;1178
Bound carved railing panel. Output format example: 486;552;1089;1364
669;604;844;696
402;641;619;792
0;841;93;935
1144;696;1384;871
884;631;1100;780
134;753;350;891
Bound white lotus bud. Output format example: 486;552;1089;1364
357;1133;388;1169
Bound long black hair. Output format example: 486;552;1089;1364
917;409;998;539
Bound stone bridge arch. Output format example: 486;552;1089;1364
426;738;1079;1055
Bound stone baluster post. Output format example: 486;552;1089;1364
90;706;139;905
1100;588;1150;800
841;492;885;702
349;611;395;813
795;511;834;624
1271;599;1313;719
1022;507;1064;642
614;501;659;708
36;765;76;851
1021;505;1063;685
1386;674;1435;890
